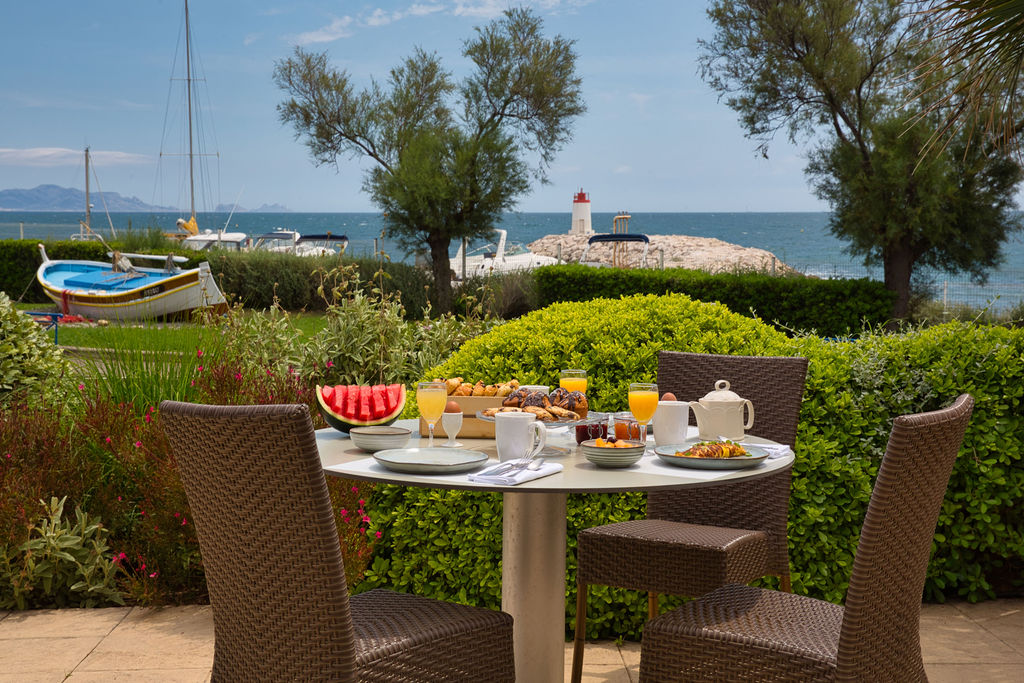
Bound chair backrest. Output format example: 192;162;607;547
649;352;809;574
656;351;809;448
837;394;974;681
160;401;358;682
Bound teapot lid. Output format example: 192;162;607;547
699;380;745;404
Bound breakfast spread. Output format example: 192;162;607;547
676;440;749;458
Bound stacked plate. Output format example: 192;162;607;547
349;425;412;453
580;439;645;468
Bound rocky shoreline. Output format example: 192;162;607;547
527;233;793;274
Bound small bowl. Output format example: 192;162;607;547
349;425;412;453
580;439;645;468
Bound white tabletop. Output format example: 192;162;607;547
318;420;793;493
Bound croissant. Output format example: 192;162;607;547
495;383;514;397
471;380;486;396
444;377;462;395
454;383;473;396
546;405;579;420
483;384;498;396
523;405;555;421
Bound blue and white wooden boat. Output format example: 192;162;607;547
35;244;227;321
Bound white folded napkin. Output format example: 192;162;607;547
468;461;563;486
737;442;793;459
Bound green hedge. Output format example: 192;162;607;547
0;240;432;317
358;293;1023;639
532;264;896;337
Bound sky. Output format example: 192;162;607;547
0;1;828;213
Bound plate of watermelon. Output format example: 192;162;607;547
316;383;407;434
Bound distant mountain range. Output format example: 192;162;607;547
0;185;290;213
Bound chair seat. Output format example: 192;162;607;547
351;588;515;680
640;584;844;682
577;520;769;596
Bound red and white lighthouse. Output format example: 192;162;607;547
570;189;593;235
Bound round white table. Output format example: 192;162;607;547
317;419;793;682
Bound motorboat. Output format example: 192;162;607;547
35;244;227;321
452;229;559;279
181;229;250;252
252;229;348;257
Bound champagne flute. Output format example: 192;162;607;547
416;381;447;447
559;369;587;393
627;382;659;446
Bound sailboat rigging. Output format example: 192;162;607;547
161;0;218;239
71;146;118;242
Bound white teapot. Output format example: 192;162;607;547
687;380;754;440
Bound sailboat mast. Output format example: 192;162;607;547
84;147;91;231
185;0;195;219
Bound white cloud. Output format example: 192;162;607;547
243;32;262;46
628;93;652;109
365;8;401;27
294;16;354;45
406;3;446;17
614;165;632;174
453;0;505;18
0;148;151;167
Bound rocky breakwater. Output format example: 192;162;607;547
527;233;794;274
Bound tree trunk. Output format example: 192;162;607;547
883;243;914;321
426;232;454;314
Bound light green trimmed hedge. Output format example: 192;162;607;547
359;293;1024;639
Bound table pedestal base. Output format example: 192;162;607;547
502;491;567;682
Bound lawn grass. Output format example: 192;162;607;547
51;310;328;351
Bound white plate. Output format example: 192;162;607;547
654;440;769;470
372;448;488;474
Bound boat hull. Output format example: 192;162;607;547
36;258;227;321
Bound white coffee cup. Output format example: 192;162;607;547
652;400;690;447
495;412;547;461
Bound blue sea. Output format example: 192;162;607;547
4;211;1023;310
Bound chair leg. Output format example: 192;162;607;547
571;582;588;683
780;572;791;592
648;592;659;621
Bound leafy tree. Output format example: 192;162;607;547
274;8;584;313
699;0;1022;318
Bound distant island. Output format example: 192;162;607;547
0;185;291;213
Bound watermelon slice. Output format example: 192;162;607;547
345;385;359;418
371;385;387;416
330;385;347;414
317;383;406;433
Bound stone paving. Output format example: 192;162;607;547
0;599;1021;682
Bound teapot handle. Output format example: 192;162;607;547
743;400;754;429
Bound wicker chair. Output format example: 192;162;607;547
639;393;974;682
571;352;809;683
159;401;515;682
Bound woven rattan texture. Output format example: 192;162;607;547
639;394;974;682
578;520;769;596
572;353;808;683
160;401;514;682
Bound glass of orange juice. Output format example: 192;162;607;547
559;369;587;393
416;381;447;447
627;382;658;445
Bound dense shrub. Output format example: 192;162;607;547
0;292;71;403
360;294;1023;639
532;263;896;336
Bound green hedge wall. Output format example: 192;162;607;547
532;264;896;337
0;240;432;318
358;293;1023;639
